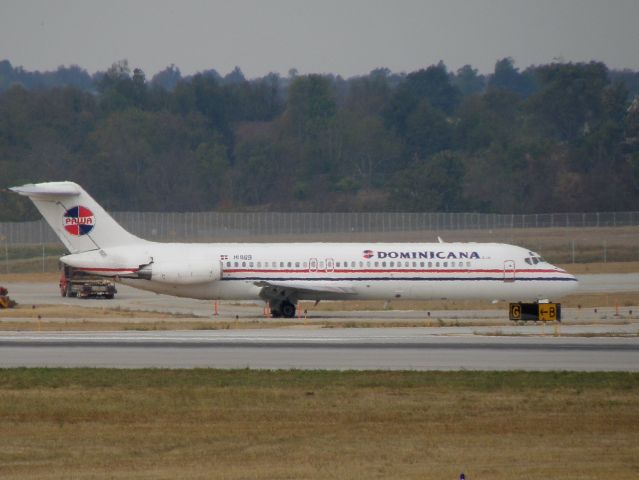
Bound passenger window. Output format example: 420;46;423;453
303;262;308;268
467;262;471;268
249;262;254;268
295;262;300;268
428;262;432;268
382;262;387;267
280;262;284;268
435;262;440;268
374;262;379;267
336;262;341;267
366;261;371;267
226;261;231;267
242;261;246;267
351;261;356;268
287;262;292;268
257;262;261;268
390;261;394;267
234;262;239;267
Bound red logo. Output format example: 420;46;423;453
63;206;95;236
363;249;374;259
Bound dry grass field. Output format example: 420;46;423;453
0;369;637;479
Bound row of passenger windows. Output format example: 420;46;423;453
225;260;473;269
225;261;306;269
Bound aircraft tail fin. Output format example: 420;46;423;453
10;181;145;253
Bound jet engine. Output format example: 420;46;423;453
137;261;221;285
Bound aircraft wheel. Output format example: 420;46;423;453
280;301;296;318
269;301;282;317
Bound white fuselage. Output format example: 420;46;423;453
61;241;579;302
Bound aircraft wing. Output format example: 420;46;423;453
253;280;356;299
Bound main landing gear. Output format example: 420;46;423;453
270;300;297;318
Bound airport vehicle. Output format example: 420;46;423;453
0;286;16;309
10;182;578;317
59;265;117;299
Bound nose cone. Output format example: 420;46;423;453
567;272;579;292
555;265;579;295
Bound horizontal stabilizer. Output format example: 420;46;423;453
10;182;81;198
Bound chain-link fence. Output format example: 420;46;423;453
1;211;638;245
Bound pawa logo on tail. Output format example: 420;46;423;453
63;206;95;236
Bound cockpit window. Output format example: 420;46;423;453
525;253;546;265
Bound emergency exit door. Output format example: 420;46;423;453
503;260;516;282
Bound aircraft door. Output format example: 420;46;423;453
503;260;516;282
325;258;334;272
309;258;318;272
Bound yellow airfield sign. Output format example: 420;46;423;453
509;302;561;322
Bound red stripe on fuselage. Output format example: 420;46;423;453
222;268;561;275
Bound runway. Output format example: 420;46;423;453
0;329;637;371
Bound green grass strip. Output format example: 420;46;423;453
1;368;638;391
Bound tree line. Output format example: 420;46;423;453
1;58;638;221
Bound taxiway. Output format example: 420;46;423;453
0;329;637;370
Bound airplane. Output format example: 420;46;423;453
10;181;578;318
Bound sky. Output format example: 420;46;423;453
1;0;638;79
